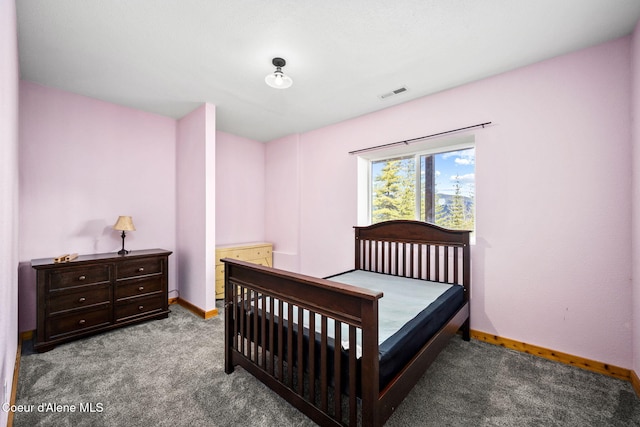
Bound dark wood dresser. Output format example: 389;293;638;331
31;249;172;352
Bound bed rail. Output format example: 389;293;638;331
224;259;383;426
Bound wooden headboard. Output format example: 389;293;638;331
354;220;470;290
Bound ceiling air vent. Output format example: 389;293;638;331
378;86;408;100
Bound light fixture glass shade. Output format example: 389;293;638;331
113;216;136;231
265;70;293;89
265;58;293;89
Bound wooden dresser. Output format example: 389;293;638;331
32;249;172;352
215;242;272;299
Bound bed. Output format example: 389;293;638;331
223;220;470;426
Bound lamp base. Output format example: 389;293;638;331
118;230;129;255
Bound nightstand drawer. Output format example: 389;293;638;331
49;284;111;315
49;265;111;290
115;276;163;300
116;257;163;279
48;306;111;339
115;295;164;321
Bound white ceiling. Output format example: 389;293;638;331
16;1;640;142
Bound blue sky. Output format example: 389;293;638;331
372;147;475;197
432;148;475;196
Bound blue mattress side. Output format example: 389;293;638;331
378;285;465;390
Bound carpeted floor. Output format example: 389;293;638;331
12;303;640;426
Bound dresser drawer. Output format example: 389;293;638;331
116;257;163;279
115;294;164;322
49;265;111;290
115;276;163;300
252;257;271;267
49;284;111;315
247;246;272;260
216;248;249;262
215;243;273;300
216;264;225;277
33;249;172;352
215;279;224;299
47;306;111;339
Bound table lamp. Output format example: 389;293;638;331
113;216;136;255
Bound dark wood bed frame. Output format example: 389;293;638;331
223;220;470;426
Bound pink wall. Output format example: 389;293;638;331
0;0;19;425
266;37;634;368
632;21;640;376
215;131;265;245
264;134;301;272
176;104;217;312
204;105;217;311
18;81;177;332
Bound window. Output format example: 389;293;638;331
367;143;475;231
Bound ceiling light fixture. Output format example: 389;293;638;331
265;57;293;89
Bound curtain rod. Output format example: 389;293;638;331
348;121;492;155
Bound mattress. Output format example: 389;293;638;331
327;270;465;389
328;270;456;342
237;269;465;391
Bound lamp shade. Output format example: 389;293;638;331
113;216;136;231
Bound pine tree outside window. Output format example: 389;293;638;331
370;147;475;232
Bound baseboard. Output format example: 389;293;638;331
19;330;33;341
471;330;630;382
175;298;218;319
632;370;640;399
7;331;24;427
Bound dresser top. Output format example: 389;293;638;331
31;248;172;269
215;242;272;250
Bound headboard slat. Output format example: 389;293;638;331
354;220;470;287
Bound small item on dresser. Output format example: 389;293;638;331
53;253;79;263
53;254;70;263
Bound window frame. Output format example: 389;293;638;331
357;134;476;230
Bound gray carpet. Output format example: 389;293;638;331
13;303;640;426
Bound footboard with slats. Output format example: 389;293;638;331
224;260;382;426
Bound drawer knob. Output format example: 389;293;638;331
78;275;86;281
138;286;144;291
78;297;86;303
137;267;145;273
138;305;144;311
78;319;86;325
